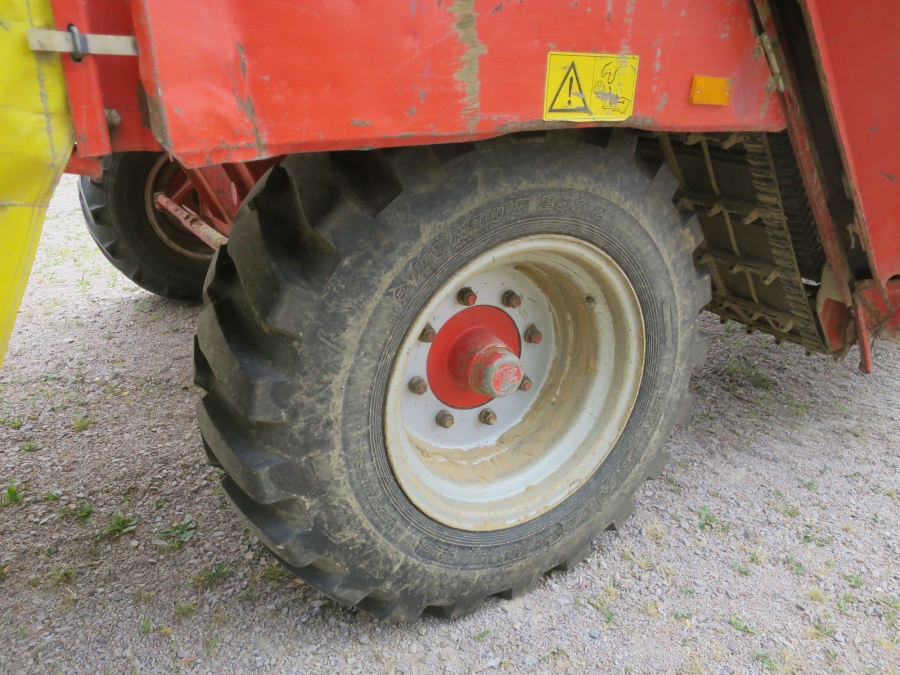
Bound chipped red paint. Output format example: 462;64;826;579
51;0;112;157
63;153;103;180
817;298;852;355
854;279;900;345
802;1;900;291
121;0;782;168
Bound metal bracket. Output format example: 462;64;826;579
758;33;785;93
27;27;137;60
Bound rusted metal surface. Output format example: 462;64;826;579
123;0;784;168
154;193;227;250
801;1;900;291
854;279;900;345
749;0;853;308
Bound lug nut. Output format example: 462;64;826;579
457;287;477;306
524;324;543;344
502;290;522;309
419;324;437;343
479;408;498;425
408;377;428;395
436;410;455;428
519;376;533;392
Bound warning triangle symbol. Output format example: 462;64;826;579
548;61;592;114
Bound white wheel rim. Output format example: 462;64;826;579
384;235;645;531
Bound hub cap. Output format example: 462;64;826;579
385;235;645;531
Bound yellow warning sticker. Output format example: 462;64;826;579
543;52;639;122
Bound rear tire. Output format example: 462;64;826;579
78;152;212;302
194;132;710;620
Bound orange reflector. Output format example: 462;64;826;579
690;75;732;105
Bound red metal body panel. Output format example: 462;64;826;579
84;0;159;152
803;0;900;288
54;0;160;156
128;0;784;168
52;0;111;157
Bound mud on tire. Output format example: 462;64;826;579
194;131;710;620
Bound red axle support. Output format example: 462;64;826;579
154;193;227;250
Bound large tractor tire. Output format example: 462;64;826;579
78;152;212;302
194;131;710;620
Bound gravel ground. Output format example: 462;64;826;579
1;176;898;675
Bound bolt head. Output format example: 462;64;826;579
408;377;428;395
519;376;533;392
479;408;498;425
524;325;543;344
753;46;763;59
457;287;477;306
436;410;455;428
502;290;522;309
419;325;437;343
765;80;776;93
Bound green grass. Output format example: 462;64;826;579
844;572;865;588
810;621;835;639
475;629;491;642
158;514;195;544
192;564;232;588
60;501;93;520
42;490;62;502
101;509;139;537
71;416;95;432
50;564;75;585
261;565;287;581
173;601;196;617
756;652;775;671
1;480;23;506
729;615;760;634
697;505;717;531
786;555;805;575
732;562;751;576
18;442;43;453
836;593;854;615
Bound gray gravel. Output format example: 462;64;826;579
1;176;898;675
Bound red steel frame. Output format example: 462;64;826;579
53;0;900;358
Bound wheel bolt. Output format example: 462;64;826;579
502;290;522;309
457;287;477;306
479;408;497;425
519;376;533;392
419;324;437;343
524;324;543;344
436;410;455;428
408;377;428;395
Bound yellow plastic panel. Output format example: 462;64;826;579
0;0;73;369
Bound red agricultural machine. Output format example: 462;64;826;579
2;0;898;619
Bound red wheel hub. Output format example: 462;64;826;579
426;306;523;409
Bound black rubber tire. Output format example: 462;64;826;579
78;152;211;302
194;131;711;620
